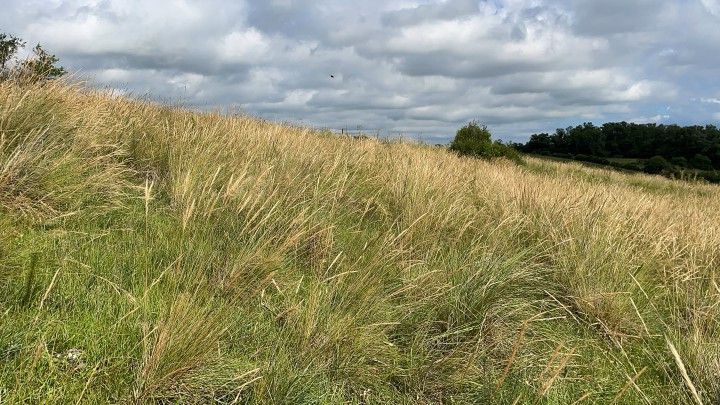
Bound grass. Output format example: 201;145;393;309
1;80;720;403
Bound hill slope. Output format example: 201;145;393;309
1;81;719;403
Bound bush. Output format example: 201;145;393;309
574;154;589;161
620;161;643;171
670;156;688;167
574;154;610;165
449;121;492;156
690;154;713;170
449;121;523;163
644;156;671;174
697;170;720;183
491;140;523;164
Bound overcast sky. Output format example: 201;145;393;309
2;0;720;142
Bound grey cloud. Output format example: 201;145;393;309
568;0;667;36
1;0;718;141
381;0;479;27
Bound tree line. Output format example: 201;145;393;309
513;122;720;182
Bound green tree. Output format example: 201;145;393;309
450;121;493;157
0;33;66;83
0;33;24;78
450;121;523;163
18;44;66;82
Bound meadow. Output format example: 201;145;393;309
1;80;719;404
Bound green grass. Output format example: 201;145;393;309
1;80;719;403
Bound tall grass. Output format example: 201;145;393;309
1;79;719;403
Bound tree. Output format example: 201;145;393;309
0;33;24;78
524;133;552;153
18;44;66;82
450;121;523;163
519;120;720;177
0;32;65;83
450;121;493;158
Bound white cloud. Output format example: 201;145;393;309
370;5;608;79
219;29;271;64
629;114;671;123
1;0;718;141
701;0;720;16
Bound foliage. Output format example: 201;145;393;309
520;121;720;169
450;121;523;163
518;121;720;182
18;44;67;82
1;81;719;403
690;153;713;170
0;33;24;74
0;32;65;83
492;140;524;163
670;156;688;167
644;155;671;174
449;121;491;156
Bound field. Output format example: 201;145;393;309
1;81;719;404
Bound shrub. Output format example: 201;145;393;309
450;121;523;163
491;140;524;164
697;170;720;183
449;121;492;157
573;154;609;165
670;156;688;167
620;161;643;171
690;154;713;170
643;156;671;174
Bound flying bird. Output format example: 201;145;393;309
330;74;335;78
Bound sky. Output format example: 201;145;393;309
2;0;720;143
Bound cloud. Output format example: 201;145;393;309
628;114;671;124
362;3;610;80
701;0;720;16
1;0;718;142
218;29;272;64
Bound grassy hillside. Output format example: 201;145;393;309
1;81;719;404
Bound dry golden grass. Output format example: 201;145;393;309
1;80;719;403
